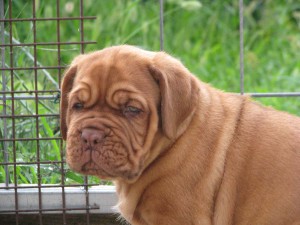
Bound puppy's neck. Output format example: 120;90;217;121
113;133;171;223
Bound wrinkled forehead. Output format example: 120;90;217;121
70;49;160;107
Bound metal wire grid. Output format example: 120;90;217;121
0;0;299;224
0;0;98;224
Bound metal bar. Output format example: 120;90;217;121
8;0;19;224
0;206;100;214
0;137;61;142
250;92;300;98
79;1;91;224
228;92;300;98
0;16;96;22
159;0;164;51
79;1;85;55
0;95;59;100
32;1;43;224
0;65;67;70
1;92;298;102
0;114;59;119
0;90;60;94
0;0;10;188
56;1;67;224
0;160;65;166
0;184;100;190
0;41;96;47
239;0;244;95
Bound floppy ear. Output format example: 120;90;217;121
149;52;199;140
60;65;77;140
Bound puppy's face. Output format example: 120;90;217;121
60;46;198;182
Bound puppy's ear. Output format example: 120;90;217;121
149;52;199;140
60;65;77;140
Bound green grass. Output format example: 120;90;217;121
0;0;300;186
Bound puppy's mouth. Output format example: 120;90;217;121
81;160;116;178
66;125;142;181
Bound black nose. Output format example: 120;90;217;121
81;128;105;147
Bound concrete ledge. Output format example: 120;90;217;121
0;185;118;214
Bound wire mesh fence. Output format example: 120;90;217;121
0;0;299;225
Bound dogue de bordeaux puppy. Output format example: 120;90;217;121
60;45;300;225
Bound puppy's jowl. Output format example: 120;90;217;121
60;45;300;225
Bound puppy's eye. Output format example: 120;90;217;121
123;106;142;116
72;102;84;110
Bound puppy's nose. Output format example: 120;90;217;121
81;128;105;146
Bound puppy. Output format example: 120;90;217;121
60;45;300;225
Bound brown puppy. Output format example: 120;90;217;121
60;45;300;225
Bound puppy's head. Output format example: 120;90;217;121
60;45;198;182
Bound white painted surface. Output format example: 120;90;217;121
0;185;118;214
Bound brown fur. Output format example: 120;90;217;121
60;45;300;225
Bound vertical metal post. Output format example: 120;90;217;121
159;0;164;51
8;0;19;224
239;0;244;95
79;1;91;224
80;0;85;55
32;1;43;224
0;0;10;188
56;0;67;224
